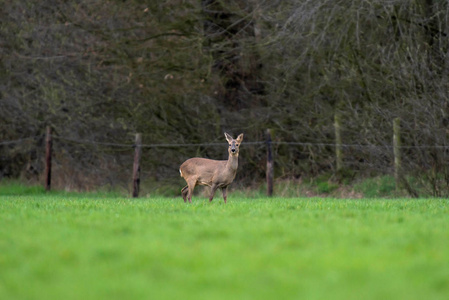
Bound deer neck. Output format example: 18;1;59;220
226;154;239;172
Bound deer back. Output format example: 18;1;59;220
180;158;234;185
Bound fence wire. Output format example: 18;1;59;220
0;136;41;146
3;135;449;149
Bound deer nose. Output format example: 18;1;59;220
231;148;236;153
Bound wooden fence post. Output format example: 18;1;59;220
393;118;401;190
45;126;52;191
334;112;343;172
132;133;142;198
266;129;274;197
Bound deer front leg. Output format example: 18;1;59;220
221;187;228;204
209;184;219;202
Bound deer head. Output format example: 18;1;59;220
225;133;244;157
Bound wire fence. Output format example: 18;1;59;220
0;136;41;146
2;130;449;197
5;134;449;149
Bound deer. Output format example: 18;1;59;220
179;133;244;204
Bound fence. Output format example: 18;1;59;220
41;128;271;198
2;120;449;197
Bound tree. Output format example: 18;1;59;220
2;0;449;195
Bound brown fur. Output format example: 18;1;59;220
179;133;243;203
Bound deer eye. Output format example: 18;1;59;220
229;144;231;147
235;144;239;147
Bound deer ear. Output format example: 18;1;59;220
236;133;244;143
224;132;233;143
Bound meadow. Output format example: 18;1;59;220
1;192;449;300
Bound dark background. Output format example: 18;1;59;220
2;0;449;196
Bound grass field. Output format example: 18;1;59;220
1;194;449;300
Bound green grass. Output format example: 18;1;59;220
0;180;46;196
353;176;397;198
1;195;449;300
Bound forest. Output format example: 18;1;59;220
2;0;449;196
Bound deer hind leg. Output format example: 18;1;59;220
181;185;189;203
186;178;197;203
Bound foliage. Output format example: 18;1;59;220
1;196;449;300
0;180;46;196
354;176;398;198
2;0;449;194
